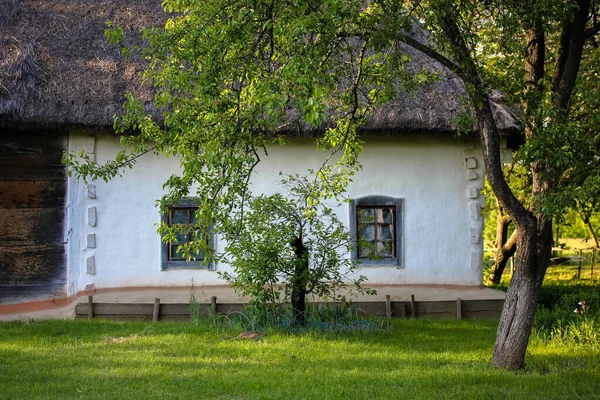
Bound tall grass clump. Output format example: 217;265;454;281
533;285;600;346
193;301;383;334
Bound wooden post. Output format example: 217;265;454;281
88;296;93;320
410;294;416;319
341;295;347;308
210;296;217;314
385;295;391;319
153;298;160;322
578;250;583;279
456;298;462;321
591;248;595;279
400;303;407;319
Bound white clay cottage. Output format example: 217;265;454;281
0;0;518;316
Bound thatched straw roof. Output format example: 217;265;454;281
0;0;521;136
0;0;164;130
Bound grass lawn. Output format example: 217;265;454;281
491;261;598;287
1;319;598;399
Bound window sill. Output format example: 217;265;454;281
356;259;402;268
162;261;213;270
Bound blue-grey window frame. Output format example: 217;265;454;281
349;195;403;267
161;198;214;270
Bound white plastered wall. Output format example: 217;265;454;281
66;133;485;295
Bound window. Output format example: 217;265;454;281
350;196;403;267
161;198;214;270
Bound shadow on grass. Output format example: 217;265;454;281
1;319;599;399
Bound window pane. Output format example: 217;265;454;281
175;233;187;243
359;243;374;258
172;209;188;225
170;244;184;260
358;208;374;222
379;224;393;240
377;241;394;257
359;224;375;241
189;210;198;226
194;248;205;261
382;208;393;223
354;201;399;262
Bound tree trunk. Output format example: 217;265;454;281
491;218;552;370
430;0;591;370
490;229;518;285
577;201;600;249
487;202;518;285
290;236;308;326
584;217;600;249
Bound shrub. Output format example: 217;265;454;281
534;285;600;346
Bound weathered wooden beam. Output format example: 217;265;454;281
352;302;386;315
0;245;66;285
153;298;160;322
0;208;65;245
400;302;407;319
0;134;66;156
72;299;506;321
0;181;66;208
88;296;93;320
0;164;65;182
161;303;202;315
385;294;391;319
456;298;462;321
462;299;505;312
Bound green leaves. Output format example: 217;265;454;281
217;174;371;307
68;1;435;313
104;21;124;46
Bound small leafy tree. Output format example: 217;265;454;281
66;0;414;324
219;173;374;326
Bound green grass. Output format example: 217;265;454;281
1;319;599;399
488;260;598;288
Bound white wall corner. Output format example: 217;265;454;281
469;227;481;244
87;206;97;227
84;135;96;157
87;184;96;199
500;138;513;163
501;148;513;163
463;137;477;150
468;201;481;221
86;233;96;249
465;157;477;169
470;251;483;269
468;186;479;199
86;256;96;275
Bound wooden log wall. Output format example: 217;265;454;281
0;132;67;303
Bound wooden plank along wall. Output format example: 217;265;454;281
0;132;67;303
75;299;505;321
